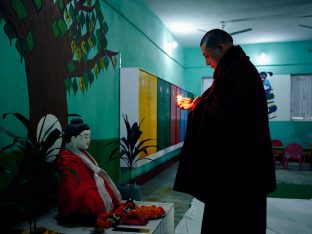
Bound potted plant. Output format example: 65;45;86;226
0;113;62;233
106;114;157;200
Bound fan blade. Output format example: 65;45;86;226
197;28;206;33
230;28;252;35
299;24;312;29
295;14;312;18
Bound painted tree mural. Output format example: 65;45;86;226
0;0;118;128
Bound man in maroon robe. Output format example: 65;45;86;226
174;29;276;234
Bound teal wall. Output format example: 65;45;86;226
269;121;312;148
0;0;185;145
0;0;185;185
0;0;312;186
184;41;312;97
183;41;312;147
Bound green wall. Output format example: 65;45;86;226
183;41;312;97
183;41;312;147
0;0;185;185
1;0;312;187
269;121;312;147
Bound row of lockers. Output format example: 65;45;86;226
120;68;194;156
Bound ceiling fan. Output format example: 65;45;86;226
197;21;252;36
299;24;312;29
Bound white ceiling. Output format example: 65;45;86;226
143;0;312;47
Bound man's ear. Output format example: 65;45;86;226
217;44;226;54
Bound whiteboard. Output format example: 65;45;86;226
267;74;290;121
202;75;291;120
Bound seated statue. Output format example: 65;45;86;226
56;118;121;224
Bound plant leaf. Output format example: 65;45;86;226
0;126;26;141
0;141;18;153
107;147;120;161
132;157;155;167
133;145;157;158
120;137;129;151
2;113;36;144
136;138;155;149
40;128;61;156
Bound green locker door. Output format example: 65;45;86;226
157;79;171;150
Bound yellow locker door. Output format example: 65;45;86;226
139;70;157;156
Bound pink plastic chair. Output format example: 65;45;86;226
271;139;283;165
283;143;304;170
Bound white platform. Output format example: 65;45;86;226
20;201;174;234
175;198;312;234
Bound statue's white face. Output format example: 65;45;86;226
71;129;91;150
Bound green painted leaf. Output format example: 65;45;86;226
102;21;108;34
84;39;90;52
82;54;88;62
69;30;72;40
15;39;27;62
32;0;42;12
4;22;17;45
83;74;89;90
98;11;104;23
96;29;102;40
80;12;86;27
104;56;109;70
57;18;67;37
85;15;90;28
97;42;102;52
95;0;101;13
112;56;117;68
75;30;80;41
91;13;96;25
25;30;34;51
99;57;105;69
72;78;78;95
51;20;59;38
75;13;80;24
58;0;65;12
69;3;75;18
12;0;28;21
64;78;72;92
91;34;97;45
101;36;107;49
67;61;75;73
88;71;94;85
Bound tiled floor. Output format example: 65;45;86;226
15;160;312;234
141;160;312;233
140;162;193;227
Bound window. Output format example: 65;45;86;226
290;74;312;121
201;77;213;94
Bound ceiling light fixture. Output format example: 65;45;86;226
169;41;178;49
258;52;269;64
169;24;194;33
